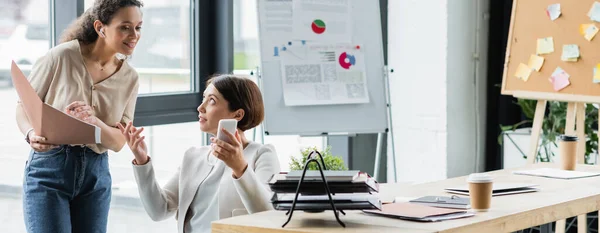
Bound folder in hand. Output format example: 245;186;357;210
12;61;101;145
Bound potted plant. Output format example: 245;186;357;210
289;146;348;171
499;99;598;164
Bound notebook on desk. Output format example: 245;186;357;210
444;183;540;196
362;202;475;222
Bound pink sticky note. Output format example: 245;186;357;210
550;75;570;91
549;67;570;91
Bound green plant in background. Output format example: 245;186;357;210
499;99;598;163
289;146;348;171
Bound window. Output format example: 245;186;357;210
233;0;326;172
85;0;192;95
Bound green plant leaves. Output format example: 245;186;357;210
289;145;349;171
499;100;598;164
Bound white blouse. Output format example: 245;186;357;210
132;141;281;233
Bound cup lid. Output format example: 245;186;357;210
559;135;578;141
467;173;493;183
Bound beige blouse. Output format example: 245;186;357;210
24;39;139;154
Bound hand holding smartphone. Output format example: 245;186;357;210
217;119;238;144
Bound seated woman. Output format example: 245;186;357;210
118;75;281;233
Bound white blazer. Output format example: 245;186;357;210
132;141;281;233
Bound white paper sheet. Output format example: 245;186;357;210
513;168;600;179
259;0;294;61
280;44;369;106
292;0;352;42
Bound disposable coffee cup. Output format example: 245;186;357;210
467;173;493;212
558;135;578;171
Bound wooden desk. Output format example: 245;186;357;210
212;163;600;233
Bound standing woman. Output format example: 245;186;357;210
15;0;143;232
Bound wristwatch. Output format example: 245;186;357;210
24;128;34;144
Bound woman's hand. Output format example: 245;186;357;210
65;101;97;125
117;122;149;165
27;130;60;152
211;128;248;178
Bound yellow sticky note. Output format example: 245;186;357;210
594;64;600;83
527;55;544;71
536;37;554;55
580;23;599;41
515;63;532;81
564;57;578;62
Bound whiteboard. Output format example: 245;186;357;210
257;0;388;135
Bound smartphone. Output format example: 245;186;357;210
217;119;238;144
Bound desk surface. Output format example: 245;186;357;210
211;163;600;233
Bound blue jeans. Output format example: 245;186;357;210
22;145;112;233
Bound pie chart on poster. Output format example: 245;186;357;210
338;52;356;69
311;19;326;34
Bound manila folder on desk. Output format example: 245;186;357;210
363;202;471;222
11;61;101;145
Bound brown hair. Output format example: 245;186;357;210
207;75;265;132
60;0;144;44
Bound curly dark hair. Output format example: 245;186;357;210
60;0;143;44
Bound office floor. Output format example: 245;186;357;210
0;194;177;233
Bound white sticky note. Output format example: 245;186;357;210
537;37;554;55
594;64;600;83
581;24;600;41
589;1;600;22
561;44;580;62
551;67;570;80
547;4;561;21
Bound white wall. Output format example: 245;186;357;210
387;0;448;183
387;0;489;183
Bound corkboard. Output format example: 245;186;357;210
502;0;600;103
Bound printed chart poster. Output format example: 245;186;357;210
292;0;352;42
280;44;369;106
259;0;293;62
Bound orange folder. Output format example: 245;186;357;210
12;61;101;145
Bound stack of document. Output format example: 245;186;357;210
363;202;475;222
272;193;381;211
269;170;381;211
285;170;361;181
269;171;379;194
